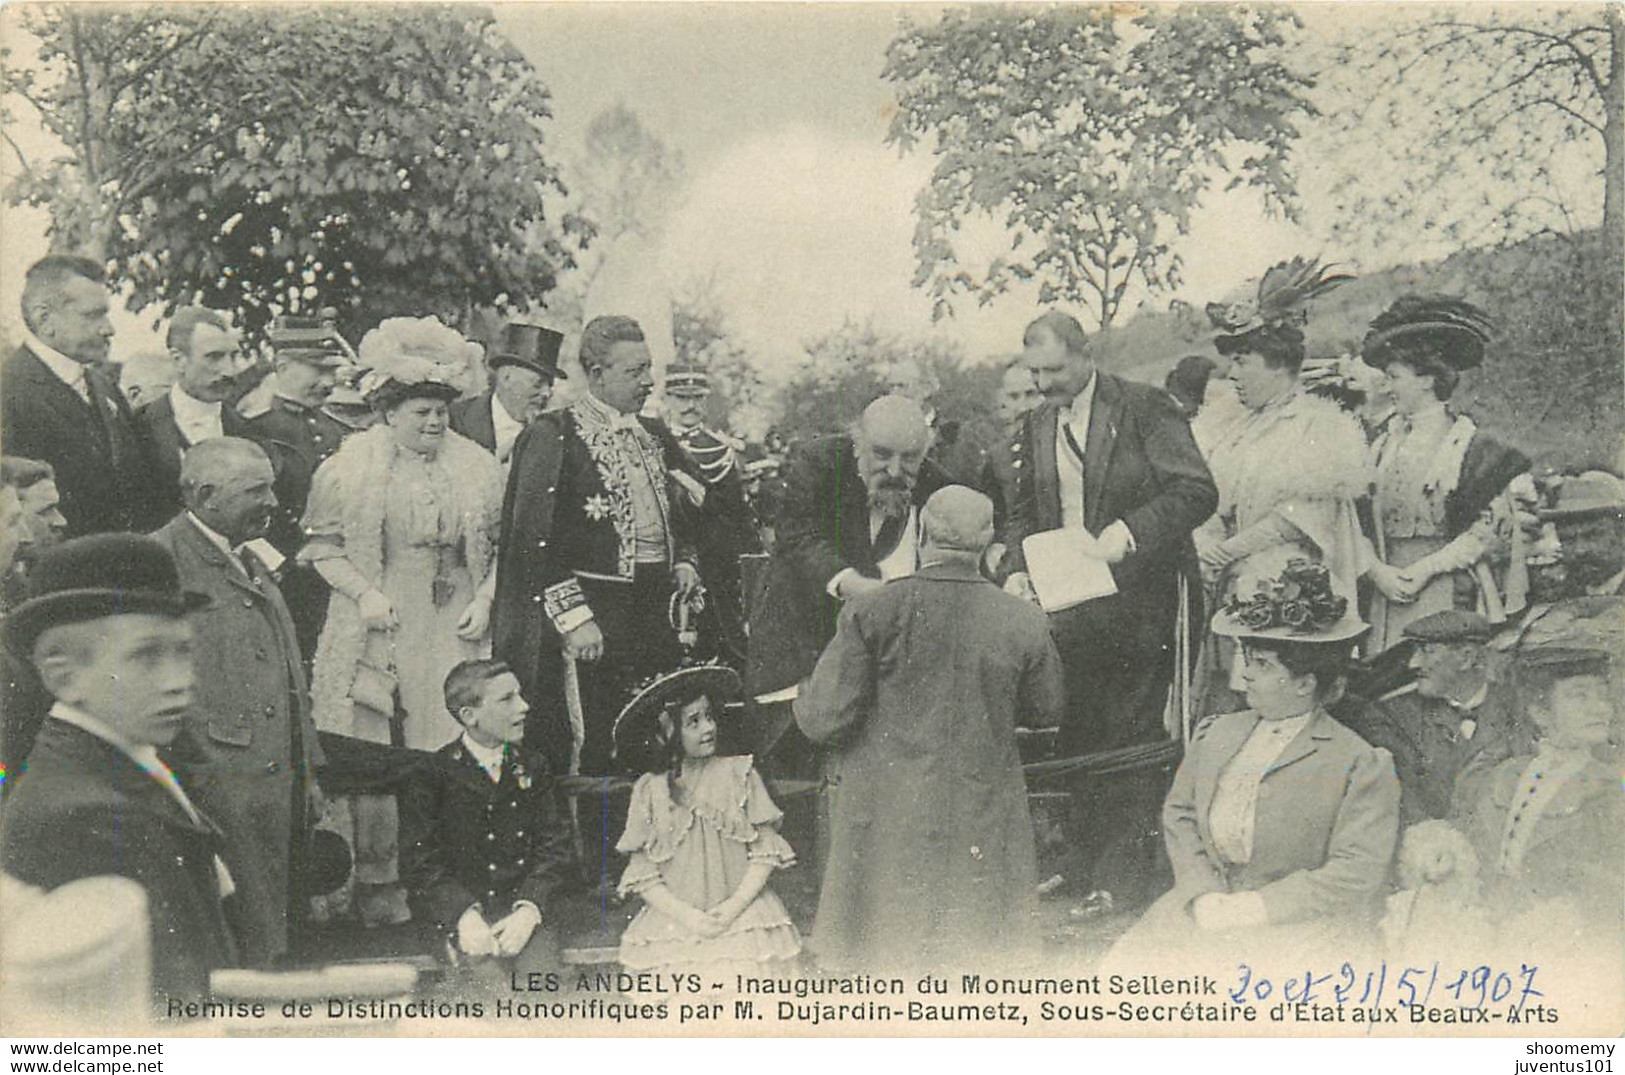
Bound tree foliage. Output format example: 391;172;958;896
773;320;1000;451
1320;7;1622;256
885;6;1316;330
670;278;770;437
2;5;586;339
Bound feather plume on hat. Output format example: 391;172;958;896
1206;256;1356;338
1360;294;1496;371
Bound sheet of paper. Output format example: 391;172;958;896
1022;527;1119;612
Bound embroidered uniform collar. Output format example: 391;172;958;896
578;391;643;432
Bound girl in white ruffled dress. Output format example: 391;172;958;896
611;665;802;973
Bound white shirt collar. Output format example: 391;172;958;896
25;329;91;396
1448;680;1491;713
168;383;224;444
461;731;507;781
187;511;244;566
491;392;525;460
49;701;148;761
1064;372;1098;424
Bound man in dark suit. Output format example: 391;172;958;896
150;438;324;967
0;255;165;536
401;659;575;983
746;395;952;705
979;358;1044;549
492;315;703;778
0;534;238;1007
1346;610;1534;824
239;317;353;661
137;307;253;516
449;323;564;463
1002;310;1218;906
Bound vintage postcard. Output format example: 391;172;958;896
0;0;1620;1055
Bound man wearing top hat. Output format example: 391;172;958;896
492;314;704;778
0;534;239;1005
451;323;565;464
150;438;325;967
1351;610;1534;824
662;363;760;668
240;313;355;661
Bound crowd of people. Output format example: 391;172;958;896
0;249;1620;1018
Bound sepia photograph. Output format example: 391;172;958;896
0;0;1620;1059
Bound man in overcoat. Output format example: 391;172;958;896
0;534;238;1005
492;315;703;777
1;255;165;536
150;438;324;966
1002;310;1217;906
795;487;1065;973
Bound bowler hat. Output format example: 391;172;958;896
1539;470;1625;522
3;534;210;653
612;662;742;772
1402;610;1494;645
490;323;566;381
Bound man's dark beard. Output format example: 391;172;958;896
868;484;912;517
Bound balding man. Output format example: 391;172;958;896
747;395;954;708
1;255;165;536
150;437;323;966
796;486;1065;973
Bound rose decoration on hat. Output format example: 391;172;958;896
1222;559;1348;636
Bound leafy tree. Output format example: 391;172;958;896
2;5;585;339
884;6;1316;330
670;278;770;437
774;320;999;451
1321;6;1622;258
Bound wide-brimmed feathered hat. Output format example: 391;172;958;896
612;661;743;770
1207;257;1355;356
1360;294;1495;371
356;316;479;408
1212;559;1369;643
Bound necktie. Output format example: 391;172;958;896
872;510;908;563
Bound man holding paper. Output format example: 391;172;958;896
1003;311;1217;907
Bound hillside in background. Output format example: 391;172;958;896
1090;230;1622;473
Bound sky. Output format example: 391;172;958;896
0;3;1597;383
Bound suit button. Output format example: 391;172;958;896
242;598;254;608
488;863;497;871
546;486;555;494
265;761;280;774
264;705;276;719
487;833;496;841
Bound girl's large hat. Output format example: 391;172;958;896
1360;294;1495;372
1212;559;1369;643
612;661;743;769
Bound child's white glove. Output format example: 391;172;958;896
491;903;542;957
457;906;497;957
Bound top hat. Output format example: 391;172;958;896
664;364;711;398
3;534;210;653
489;323;566;381
1212;559;1369;643
612;662;743;772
